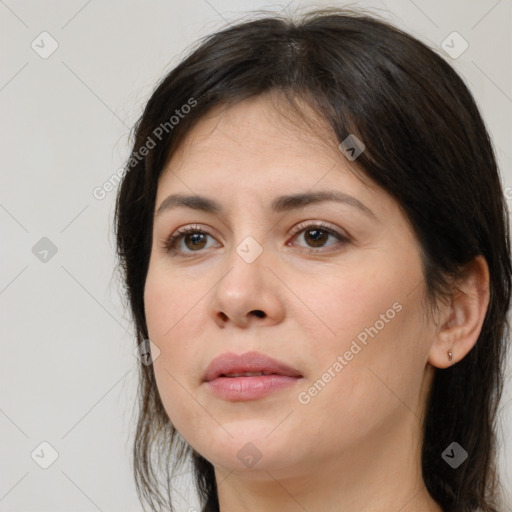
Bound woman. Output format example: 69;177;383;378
114;7;511;512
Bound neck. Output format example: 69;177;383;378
213;412;443;512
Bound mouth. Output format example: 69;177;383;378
205;373;302;401
221;371;280;377
202;351;303;382
202;351;303;401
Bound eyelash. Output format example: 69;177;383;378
161;221;351;257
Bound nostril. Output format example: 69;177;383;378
252;310;266;318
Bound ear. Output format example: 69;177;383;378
428;255;490;369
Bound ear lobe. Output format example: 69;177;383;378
428;255;490;369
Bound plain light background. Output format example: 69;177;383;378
1;0;511;510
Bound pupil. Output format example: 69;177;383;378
186;233;206;249
306;229;327;247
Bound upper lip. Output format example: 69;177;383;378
202;351;303;382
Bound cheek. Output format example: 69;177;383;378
144;265;213;432
144;262;206;343
289;262;402;358
291;259;427;414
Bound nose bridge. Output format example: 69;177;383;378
227;200;270;260
209;224;278;320
206;195;290;327
213;195;279;282
224;231;268;287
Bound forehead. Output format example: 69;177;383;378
153;95;410;238
159;93;369;190
172;93;337;160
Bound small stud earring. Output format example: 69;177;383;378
448;350;453;362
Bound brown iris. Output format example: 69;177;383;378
303;228;329;247
184;233;207;250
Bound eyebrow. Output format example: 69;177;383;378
155;190;377;220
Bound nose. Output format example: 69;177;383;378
208;241;286;329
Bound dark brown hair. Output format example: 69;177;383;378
114;7;511;512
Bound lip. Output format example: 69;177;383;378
203;351;302;382
202;351;303;401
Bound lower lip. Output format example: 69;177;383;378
205;375;301;401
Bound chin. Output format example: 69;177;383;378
193;431;305;475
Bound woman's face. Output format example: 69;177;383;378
144;93;437;479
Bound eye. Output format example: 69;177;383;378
287;220;350;253
161;221;350;257
162;224;218;255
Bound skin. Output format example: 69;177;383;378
144;91;490;512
